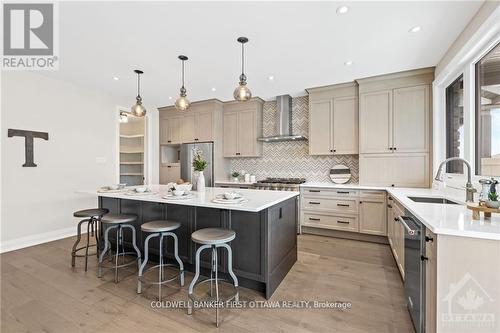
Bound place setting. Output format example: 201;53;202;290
124;186;158;196
212;191;248;205
97;184;128;193
162;182;195;200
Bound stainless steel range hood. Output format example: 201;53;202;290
257;95;308;142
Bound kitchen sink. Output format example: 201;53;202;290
407;196;461;205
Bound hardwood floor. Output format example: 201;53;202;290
1;234;414;332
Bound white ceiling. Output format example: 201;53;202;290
42;1;482;109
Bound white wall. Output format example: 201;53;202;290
0;71;128;252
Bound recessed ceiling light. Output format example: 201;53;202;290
113;77;119;81
168;96;173;100
336;6;349;14
211;87;216;92
344;60;353;66
409;26;421;33
268;75;274;81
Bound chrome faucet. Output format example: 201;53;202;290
434;157;476;202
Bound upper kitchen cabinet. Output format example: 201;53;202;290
223;98;263;157
357;68;434;187
158;99;222;144
307;82;358;155
358;68;432;154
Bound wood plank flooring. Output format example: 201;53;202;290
1;234;414;332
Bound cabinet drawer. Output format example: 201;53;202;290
303;196;358;213
303;213;358;232
302;187;358;198
359;190;386;201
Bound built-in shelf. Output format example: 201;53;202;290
120;162;143;165
120;134;144;138
120;150;144;154
120;173;143;176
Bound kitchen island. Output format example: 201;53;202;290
95;186;299;299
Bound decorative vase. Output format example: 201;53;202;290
197;170;205;192
485;200;500;209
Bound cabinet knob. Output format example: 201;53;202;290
425;236;434;242
330;149;333;152
333;149;336;153
421;255;429;261
359;201;363;204
194;138;199;141
393;147;397;150
167;140;171;143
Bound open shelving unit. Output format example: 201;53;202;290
119;116;145;186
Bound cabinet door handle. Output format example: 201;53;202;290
309;217;321;221
359;201;363;204
425;236;434;242
388;196;393;200
393;147;397;151
309;190;321;193
337;220;350;224
387;204;392;208
337;204;349;207
421;255;429;261
337;191;349;194
333;149;336;153
167;140;172;143
309;201;321;205
194;138;199;141
167;166;171;168
394;217;398;222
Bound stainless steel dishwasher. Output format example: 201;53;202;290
399;211;426;333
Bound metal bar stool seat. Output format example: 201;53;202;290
98;214;141;283
137;220;184;301
188;228;239;327
71;208;109;271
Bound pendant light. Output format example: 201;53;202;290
175;55;190;111
131;69;146;117
233;37;252;101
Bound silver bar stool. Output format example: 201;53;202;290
71;208;109;271
98;214;141;283
187;228;239;327
137;220;185;301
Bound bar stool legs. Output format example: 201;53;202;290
137;230;184;301
187;242;239;327
98;223;141;283
71;217;100;271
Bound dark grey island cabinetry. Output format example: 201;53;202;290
97;186;298;299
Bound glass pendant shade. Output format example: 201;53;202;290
175;95;190;111
234;83;252;101
131;98;146;117
131;69;146;117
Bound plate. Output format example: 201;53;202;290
124;191;157;196
163;193;194;200
212;197;248;204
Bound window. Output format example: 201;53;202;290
446;75;464;173
476;42;500;176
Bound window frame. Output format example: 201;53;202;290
433;17;500;187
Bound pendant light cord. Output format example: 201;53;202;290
181;59;185;88
241;42;245;75
137;73;140;97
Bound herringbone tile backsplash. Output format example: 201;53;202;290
229;96;359;183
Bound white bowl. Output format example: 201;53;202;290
174;183;192;192
135;187;147;193
223;192;241;200
173;190;185;197
108;185;119;190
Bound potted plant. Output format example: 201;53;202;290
231;172;240;182
192;149;207;191
486;191;499;209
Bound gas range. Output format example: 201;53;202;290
254;178;306;191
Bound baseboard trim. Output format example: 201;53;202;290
302;226;389;244
0;226;77;253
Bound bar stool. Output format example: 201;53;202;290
98;214;141;283
71;208;109;271
187;228;239;327
137;220;184;301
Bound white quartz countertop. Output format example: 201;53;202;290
81;185;298;213
387;187;500;241
299;181;500;240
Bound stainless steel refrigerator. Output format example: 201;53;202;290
180;141;214;188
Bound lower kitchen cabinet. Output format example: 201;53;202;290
358;191;386;236
159;163;180;184
389;198;405;280
425;229;437;333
